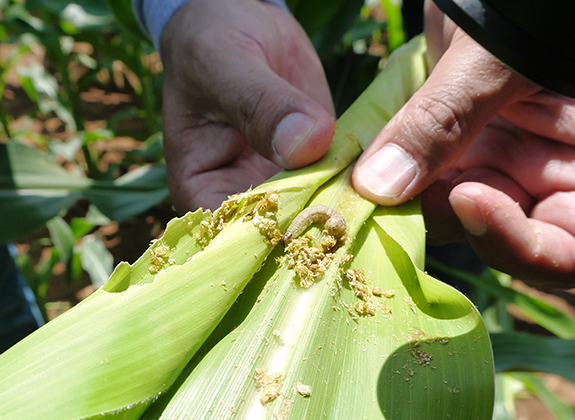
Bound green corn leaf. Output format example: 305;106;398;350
492;372;575;420
46;216;75;265
83;164;169;221
17;63;77;130
0;142;168;241
0;138;359;419
427;259;575;339
59;2;115;34
70;219;97;241
26;0;111;19
105;0;150;43
310;0;364;58
492;332;575;383
0;189;81;242
287;0;346;39
142;36;492;420
77;234;114;288
492;373;519;420
380;0;405;51
0;142;86;241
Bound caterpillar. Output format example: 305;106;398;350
281;205;346;246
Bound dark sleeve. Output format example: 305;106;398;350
402;0;424;40
432;0;575;98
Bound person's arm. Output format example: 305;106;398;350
352;0;575;287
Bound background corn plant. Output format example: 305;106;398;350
1;0;575;419
1;0;168;316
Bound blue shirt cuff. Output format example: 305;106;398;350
132;0;289;50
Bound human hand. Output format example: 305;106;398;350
161;0;335;211
352;1;575;287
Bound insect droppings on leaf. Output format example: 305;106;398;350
346;268;369;300
382;289;396;298
246;192;282;245
411;347;433;366
149;243;170;273
284;234;335;288
196;190;280;247
294;382;312;397
254;367;282;404
272;329;285;346
354;301;376;316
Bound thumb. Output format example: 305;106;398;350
214;48;335;169
226;68;334;169
352;31;538;205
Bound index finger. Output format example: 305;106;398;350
450;183;575;288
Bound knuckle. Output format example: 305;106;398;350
401;89;476;166
411;92;468;145
237;84;268;129
236;83;285;141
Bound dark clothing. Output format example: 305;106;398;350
433;0;575;98
0;244;42;353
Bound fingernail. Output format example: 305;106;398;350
356;145;418;200
273;113;317;166
449;194;487;236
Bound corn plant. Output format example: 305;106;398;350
0;35;497;420
2;0;159;137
